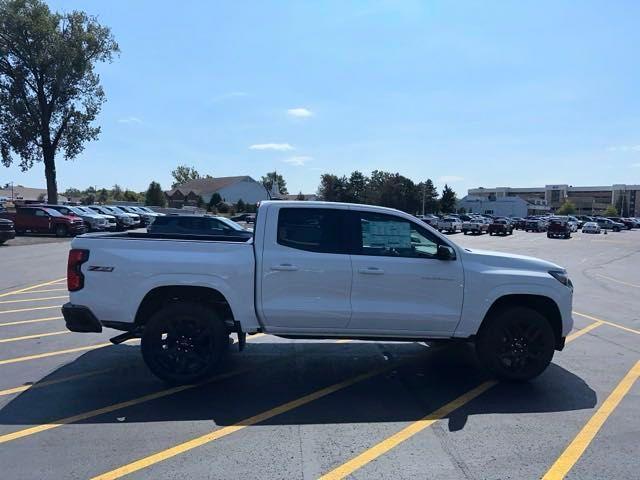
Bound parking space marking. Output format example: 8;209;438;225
0;330;70;343
0;278;66;299
0;295;68;305
541;360;640;480
573;311;640;336
0;341;124;366
9;288;68;295
316;321;601;480
90;360;399;480
0;368;250;445
593;273;640;289
0;368;112;397
318;381;497;480
0;316;63;327
0;305;62;315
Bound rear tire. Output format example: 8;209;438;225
476;306;555;382
141;302;229;385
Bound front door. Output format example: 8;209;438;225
348;210;464;336
259;206;352;330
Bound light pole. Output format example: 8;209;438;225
422;183;426;216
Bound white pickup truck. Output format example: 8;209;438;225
63;201;573;384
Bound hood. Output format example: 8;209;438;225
462;248;564;272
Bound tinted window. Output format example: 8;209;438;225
277;208;346;254
356;212;438;258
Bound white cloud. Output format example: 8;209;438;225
283;155;312;166
118;116;142;124
287;107;313;118
438;175;464;183
249;143;295;151
608;145;640;152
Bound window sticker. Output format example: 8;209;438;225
362;220;411;248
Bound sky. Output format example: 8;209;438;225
2;0;640;196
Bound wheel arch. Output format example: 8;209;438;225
480;294;563;350
134;285;236;329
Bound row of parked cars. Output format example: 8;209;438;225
414;212;640;239
0;204;166;240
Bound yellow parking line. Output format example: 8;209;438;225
573;311;640;336
0;278;66;298
0;330;70;343
0;368;112;397
0;295;68;305
316;321;601;480
91;361;396;480
10;288;68;295
594;273;640;289
0;368;249;445
0;305;62;315
541;360;640;480
0;342;117;366
566;321;603;342
0;316;63;327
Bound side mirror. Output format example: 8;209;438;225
437;244;456;261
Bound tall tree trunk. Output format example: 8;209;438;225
43;148;58;204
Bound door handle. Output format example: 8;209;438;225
271;263;299;271
358;267;384;275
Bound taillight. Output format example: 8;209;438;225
67;249;89;291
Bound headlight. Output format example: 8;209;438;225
549;270;573;289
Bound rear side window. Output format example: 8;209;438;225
277;208;346;254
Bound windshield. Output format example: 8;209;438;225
42;207;63;217
216;216;246;231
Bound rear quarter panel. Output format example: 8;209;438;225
69;236;259;331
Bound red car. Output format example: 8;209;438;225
0;206;86;237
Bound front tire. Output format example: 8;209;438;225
141;302;229;385
55;224;68;237
476;306;555;382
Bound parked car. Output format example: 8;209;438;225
117;205;155;226
462;217;489;235
88;205;134;231
230;213;256;224
0;206;85;237
607;217;634;230
488;219;514;236
417;214;439;227
525;218;547;232
75;206;117;231
148;214;253;239
0;218;16;244
581;222;601;234
596;217;623;232
437;216;462;233
63;200;574;384
41;204;111;232
567;216;583;229
547;218;572;239
511;217;526;230
103;206;141;228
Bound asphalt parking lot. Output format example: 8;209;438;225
0;229;638;479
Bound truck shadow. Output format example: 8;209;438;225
0;341;596;433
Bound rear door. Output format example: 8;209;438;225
259;206;352;330
347;210;464;336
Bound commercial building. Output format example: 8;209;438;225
165;176;269;208
457;195;549;217
0;185;69;204
467;184;640;216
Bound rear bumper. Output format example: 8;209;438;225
0;230;15;241
62;303;102;333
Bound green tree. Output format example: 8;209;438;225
317;173;349;202
347;170;368;203
261;171;288;195
556;200;577;215
82;193;95;205
295;191;306;201
418;179;439;214
216;202;229;214
603;205;618;216
0;0;119;204
208;192;222;212
112;184;124;201
62;187;82;199
145;181;166;206
171;164;201;188
97;188;109;203
235;198;246;211
123;189;139;202
439;184;457;213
